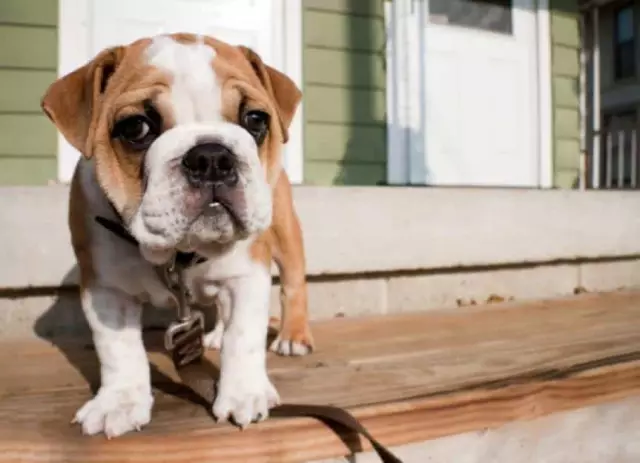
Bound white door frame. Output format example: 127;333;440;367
57;0;304;184
536;0;553;188
385;0;553;187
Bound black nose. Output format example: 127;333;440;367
181;142;237;186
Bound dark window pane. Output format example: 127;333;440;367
614;5;636;80
615;41;635;79
430;0;513;35
615;6;634;43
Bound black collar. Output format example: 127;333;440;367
94;208;205;269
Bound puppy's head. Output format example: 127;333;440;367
42;34;301;263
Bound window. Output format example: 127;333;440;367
429;0;513;35
613;4;636;80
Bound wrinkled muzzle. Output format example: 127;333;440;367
129;123;272;263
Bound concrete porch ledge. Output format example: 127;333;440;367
2;185;640;290
4;186;640;339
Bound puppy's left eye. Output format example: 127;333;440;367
242;109;270;144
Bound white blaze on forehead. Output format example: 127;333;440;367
145;35;222;124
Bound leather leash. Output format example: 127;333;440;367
95;214;404;463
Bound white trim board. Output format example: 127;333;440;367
56;0;90;183
536;0;553;188
277;0;304;184
385;1;554;187
385;0;425;185
56;0;304;184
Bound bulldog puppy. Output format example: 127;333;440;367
41;33;314;438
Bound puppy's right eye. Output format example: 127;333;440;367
112;115;159;151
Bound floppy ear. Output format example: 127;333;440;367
41;47;124;157
238;46;302;144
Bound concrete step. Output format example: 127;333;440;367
3;259;640;340
4;185;640;341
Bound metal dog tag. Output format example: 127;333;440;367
163;258;205;367
165;313;205;367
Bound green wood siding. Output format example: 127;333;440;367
302;0;387;185
550;0;581;188
0;0;58;185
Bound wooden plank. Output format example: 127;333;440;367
0;69;57;112
305;86;386;125
6;291;640;389
3;360;639;463
303;0;385;17
2;291;640;462
305;123;386;163
0;0;58;26
7;299;640;408
304;48;385;89
304;160;386;185
303;10;386;52
0;26;57;69
0;156;57;185
0;114;57;156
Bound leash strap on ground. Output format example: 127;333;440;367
271;404;405;463
174;359;404;463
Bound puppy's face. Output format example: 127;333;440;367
42;34;301;263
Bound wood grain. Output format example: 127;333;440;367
1;291;640;462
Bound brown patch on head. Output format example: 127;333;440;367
166;33;302;184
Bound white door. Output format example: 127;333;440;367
58;0;304;184
425;0;540;186
388;0;543;187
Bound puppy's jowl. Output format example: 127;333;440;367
42;33;314;438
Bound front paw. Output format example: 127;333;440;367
73;385;153;438
269;321;315;356
212;374;280;428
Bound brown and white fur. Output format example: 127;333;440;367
41;33;314;438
